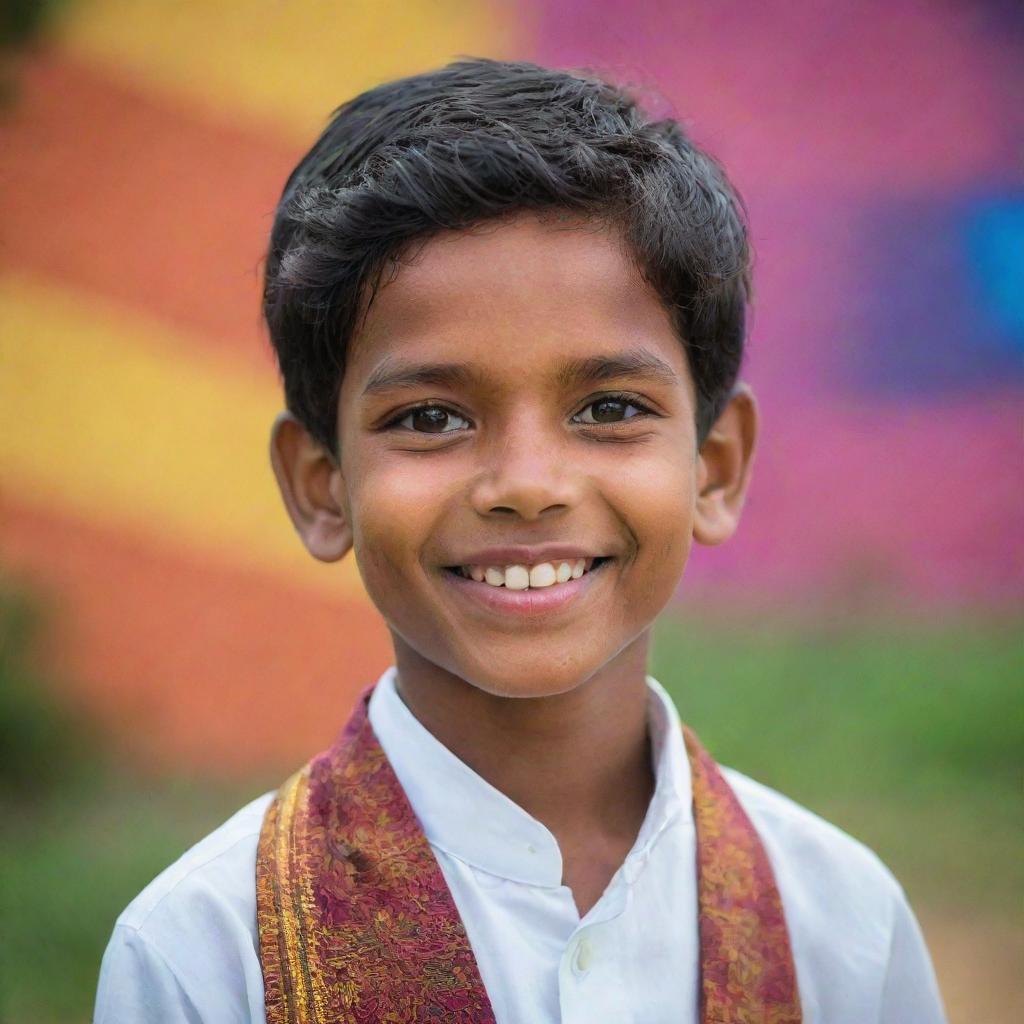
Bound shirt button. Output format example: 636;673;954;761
573;937;593;973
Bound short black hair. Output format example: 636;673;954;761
264;57;750;455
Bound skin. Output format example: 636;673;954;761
270;212;757;916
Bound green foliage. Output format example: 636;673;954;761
1;0;71;50
0;585;98;800
1;0;74;106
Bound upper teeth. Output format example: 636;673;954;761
464;559;591;589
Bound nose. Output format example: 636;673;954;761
469;414;582;521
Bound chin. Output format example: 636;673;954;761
456;652;600;701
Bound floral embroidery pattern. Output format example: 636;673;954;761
257;684;495;1023
258;687;801;1023
684;725;801;1022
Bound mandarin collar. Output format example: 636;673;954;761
367;665;693;889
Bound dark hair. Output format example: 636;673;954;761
264;57;750;454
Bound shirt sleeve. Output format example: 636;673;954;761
94;924;202;1024
878;891;948;1024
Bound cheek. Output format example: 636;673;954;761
345;454;451;587
613;448;695;596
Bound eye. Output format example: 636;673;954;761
389;404;471;434
572;394;651;425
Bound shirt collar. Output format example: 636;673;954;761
367;665;692;888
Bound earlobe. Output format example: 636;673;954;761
269;412;353;563
692;385;758;547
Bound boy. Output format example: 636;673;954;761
96;59;947;1022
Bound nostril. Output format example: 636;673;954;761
485;502;571;518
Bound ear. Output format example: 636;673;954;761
269;412;353;563
692;384;758;547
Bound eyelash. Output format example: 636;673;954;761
381;392;657;435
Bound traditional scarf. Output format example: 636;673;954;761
256;684;801;1023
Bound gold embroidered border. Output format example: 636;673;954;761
258;767;328;1023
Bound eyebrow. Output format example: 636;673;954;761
362;359;478;396
361;348;680;397
556;350;680;390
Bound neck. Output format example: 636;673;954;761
390;635;655;845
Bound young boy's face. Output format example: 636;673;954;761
272;213;755;699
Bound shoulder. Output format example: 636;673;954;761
720;768;947;1021
95;792;274;1023
115;791;273;933
723;765;903;931
722;769;947;1021
723;766;901;904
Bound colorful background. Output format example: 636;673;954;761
1;1;1021;1021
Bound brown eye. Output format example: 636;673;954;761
395;405;470;434
574;397;643;424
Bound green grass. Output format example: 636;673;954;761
0;603;1020;1021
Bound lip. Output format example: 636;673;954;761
440;558;611;617
443;544;609;568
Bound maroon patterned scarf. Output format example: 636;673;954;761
256;684;801;1023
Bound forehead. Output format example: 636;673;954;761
343;213;690;393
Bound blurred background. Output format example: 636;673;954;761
1;0;1021;1020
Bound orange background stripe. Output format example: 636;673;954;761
0;54;294;363
3;499;392;775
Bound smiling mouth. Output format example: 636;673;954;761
443;556;611;590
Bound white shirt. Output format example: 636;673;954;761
95;667;947;1023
